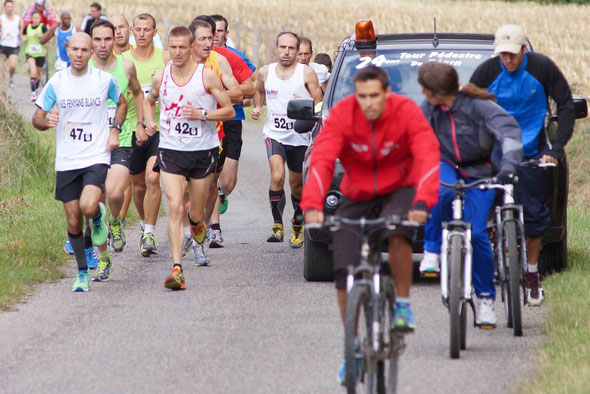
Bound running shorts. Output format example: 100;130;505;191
110;147;132;169
130;132;159;175
55;164;109;203
156;147;219;180
264;137;307;173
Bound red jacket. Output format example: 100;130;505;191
301;94;440;212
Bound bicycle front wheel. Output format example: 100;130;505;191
378;276;401;394
505;222;523;337
449;234;463;359
345;284;374;394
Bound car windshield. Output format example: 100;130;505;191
330;49;494;106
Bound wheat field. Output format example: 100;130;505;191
39;0;590;96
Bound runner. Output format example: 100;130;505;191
0;0;22;86
111;14;131;55
90;19;144;258
32;31;127;292
143;26;234;289
21;10;47;101
297;37;329;91
22;0;56;29
80;2;107;36
252;31;323;247
122;13;169;257
40;11;77;72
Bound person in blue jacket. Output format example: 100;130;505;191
470;25;574;306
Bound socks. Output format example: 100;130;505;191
68;231;87;271
84;218;92;249
528;263;538;273
291;195;303;225
396;297;410;307
30;78;38;92
92;207;102;221
144;224;156;235
140;220;145;231
184;225;191;238
211;223;221;231
269;189;286;225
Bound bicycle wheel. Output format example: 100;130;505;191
505;222;522;337
377;276;401;394
449;234;463;359
345;284;374;394
460;302;467;350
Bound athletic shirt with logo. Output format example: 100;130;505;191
159;63;218;152
122;47;164;130
35;67;121;171
24;23;46;57
55;25;76;64
263;62;312;146
0;14;20;48
89;55;132;147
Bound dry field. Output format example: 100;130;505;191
40;0;590;96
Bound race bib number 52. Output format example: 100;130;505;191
273;116;294;131
65;121;93;143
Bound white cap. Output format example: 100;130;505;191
494;25;526;54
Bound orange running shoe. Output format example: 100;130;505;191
164;266;186;290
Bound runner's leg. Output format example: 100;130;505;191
160;171;187;266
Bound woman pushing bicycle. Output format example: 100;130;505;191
417;62;523;327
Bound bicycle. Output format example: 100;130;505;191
309;215;418;394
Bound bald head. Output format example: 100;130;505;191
69;32;92;48
111;14;130;48
110;14;129;27
67;32;94;74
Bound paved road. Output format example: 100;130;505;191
1;74;547;393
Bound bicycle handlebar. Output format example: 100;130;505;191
305;215;420;232
519;158;557;169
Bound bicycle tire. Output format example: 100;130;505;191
460;302;467;350
449;234;463;359
378;276;400;394
345;284;374;394
505;222;523;337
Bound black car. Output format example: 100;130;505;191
288;20;588;281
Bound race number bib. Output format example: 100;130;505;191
29;44;42;54
141;83;151;98
272;115;294;131
65;121;93;143
107;106;116;127
171;118;200;138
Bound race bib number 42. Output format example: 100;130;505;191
171;118;200;138
272;116;294;131
65;121;93;143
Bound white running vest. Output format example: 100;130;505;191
158;63;218;151
0;14;20;48
262;62;312;146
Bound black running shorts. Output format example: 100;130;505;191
0;45;19;57
264;137;307;173
110;147;132;169
216;139;226;173
333;187;417;289
55;164;109;203
130;132;159;175
25;55;45;68
156;147;219;180
223;120;243;161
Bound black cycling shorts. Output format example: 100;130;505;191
223;120;243;161
25;55;45;68
264;137;307;173
333;187;417;290
55;164;109;203
156;147;219;180
216;140;226;173
130;132;159;175
110;147;132;169
0;45;19;57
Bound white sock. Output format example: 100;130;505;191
140;220;145;231
145;224;156;235
396;297;410;305
184;225;191;238
528;263;538;273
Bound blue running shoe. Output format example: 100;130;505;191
86;247;99;270
337;355;361;385
393;302;416;332
64;240;74;255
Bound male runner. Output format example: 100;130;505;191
80;2;107;36
144;26;234;289
252;31;323;247
122;13;169;257
297;37;329;91
32;32;127;292
0;0;23;86
111;14;131;55
40;11;77;72
90;19;144;258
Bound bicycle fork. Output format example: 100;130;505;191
440;227;474;305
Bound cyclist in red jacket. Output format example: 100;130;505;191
301;65;440;379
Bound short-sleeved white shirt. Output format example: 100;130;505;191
36;67;121;171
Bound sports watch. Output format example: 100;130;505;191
112;123;122;132
201;110;209;121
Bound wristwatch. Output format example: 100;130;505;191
201;110;209;121
112;123;122;132
137;120;147;127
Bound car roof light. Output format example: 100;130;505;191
355;19;377;50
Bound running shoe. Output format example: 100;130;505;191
392;302;416;332
92;255;113;282
419;251;440;278
140;232;158;257
266;223;284;243
337;343;362;385
91;202;108;247
64;240;74;255
193;241;210;266
164;266;186;290
190;220;208;245
9;78;14;88
30;91;37;102
288;221;304;248
219;194;228;214
138;229;144;253
209;228;224;248
72;271;90;292
525;272;545;306
86;247;99;270
476;296;497;328
108;216;126;253
182;236;193;257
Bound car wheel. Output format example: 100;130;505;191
303;231;333;282
539;217;568;275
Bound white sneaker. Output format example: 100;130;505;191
419;251;440;275
476;297;497;328
209;228;224;248
181;236;193;258
30;91;37;102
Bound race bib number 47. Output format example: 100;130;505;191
65;121;93;143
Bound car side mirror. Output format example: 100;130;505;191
287;98;320;121
574;97;588;119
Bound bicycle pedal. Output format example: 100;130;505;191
421;271;439;278
478;323;496;330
